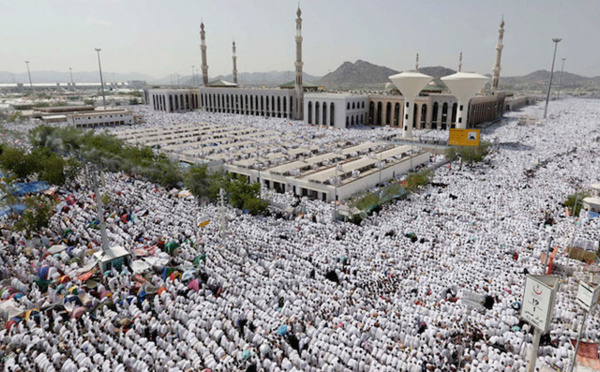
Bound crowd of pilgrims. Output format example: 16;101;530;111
0;98;599;371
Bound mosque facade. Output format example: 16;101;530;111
146;13;522;130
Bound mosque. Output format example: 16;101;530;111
146;8;527;133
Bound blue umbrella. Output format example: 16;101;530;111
277;325;288;336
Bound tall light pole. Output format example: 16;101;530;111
543;38;561;119
556;58;566;100
25;61;33;96
95;48;107;108
69;67;75;89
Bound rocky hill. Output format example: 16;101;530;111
499;70;600;93
317;60;398;90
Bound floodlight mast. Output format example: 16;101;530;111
543;38;562;119
95;48;107;108
25;61;33;96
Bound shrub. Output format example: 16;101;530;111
446;141;491;164
564;191;590;217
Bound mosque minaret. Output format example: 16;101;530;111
232;41;238;85
200;22;209;87
294;6;304;120
491;17;504;93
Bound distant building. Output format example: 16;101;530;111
147;7;306;120
67;109;134;128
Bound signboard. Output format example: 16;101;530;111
448;128;481;147
576;281;600;312
521;275;560;332
462;290;485;310
198;220;210;228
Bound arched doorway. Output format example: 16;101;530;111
376;102;382;126
315;102;320;125
441;102;448;129
394;103;400;126
322;103;327;126
368;102;374;125
308;101;313;124
432;102;438;129
421;104;427;128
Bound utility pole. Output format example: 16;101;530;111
95;48;107;109
25;61;33;96
218;188;228;238
556;58;566;100
543;38;561;119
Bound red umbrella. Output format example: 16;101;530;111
188;279;200;292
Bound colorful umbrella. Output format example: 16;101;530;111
70;306;86;320
181;270;195;282
277;325;288;336
100;291;113;299
188;279;200;292
38;266;50;280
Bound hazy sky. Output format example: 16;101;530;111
2;0;599;79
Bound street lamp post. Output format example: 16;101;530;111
95;48;107;108
25;61;33;96
556;58;566;100
69;67;75;89
543;38;562;119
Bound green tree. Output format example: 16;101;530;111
13;195;56;238
184;164;210;202
0;146;36;180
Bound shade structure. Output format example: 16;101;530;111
389;71;433;138
441;72;489;129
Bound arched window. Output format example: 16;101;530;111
347;102;350;110
351;116;354;125
385;102;392;125
376;102;382;126
368;102;374;125
451;103;458;127
330;102;335;127
352;102;356;110
271;96;275;116
322;102;327;126
394;103;400;126
432;102;438;128
315;102;320;125
308;101;312;123
413;104;418;128
277;97;281;117
421;104;427;128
